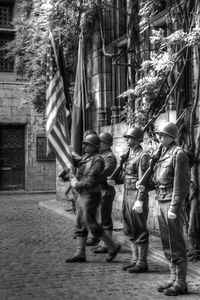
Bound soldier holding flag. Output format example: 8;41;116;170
65;134;121;263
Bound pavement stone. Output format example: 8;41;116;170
0;193;200;300
39;198;200;279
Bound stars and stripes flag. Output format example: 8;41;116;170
46;32;74;169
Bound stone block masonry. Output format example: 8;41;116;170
0;82;56;191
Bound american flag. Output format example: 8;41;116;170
46;33;74;169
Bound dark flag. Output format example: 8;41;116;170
46;32;74;169
57;37;72;112
71;34;88;155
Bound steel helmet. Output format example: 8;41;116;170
156;122;178;139
124;127;143;142
83;129;97;138
82;134;100;148
99;132;113;146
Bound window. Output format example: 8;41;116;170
0;5;13;28
0;3;15;71
0;32;14;71
36;136;55;162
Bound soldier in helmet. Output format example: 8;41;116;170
93;132;117;254
82;130;102;247
108;126;150;273
65;134;121;263
138;122;190;296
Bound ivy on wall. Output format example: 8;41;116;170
120;0;200;145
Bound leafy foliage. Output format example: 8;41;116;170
120;0;200;131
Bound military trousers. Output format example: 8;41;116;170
100;187;115;231
74;192;104;238
188;198;200;250
122;188;149;244
157;200;187;264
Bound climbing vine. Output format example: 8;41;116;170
117;1;200;259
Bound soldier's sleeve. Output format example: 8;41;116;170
75;156;104;190
169;150;191;214
100;154;117;181
139;152;150;177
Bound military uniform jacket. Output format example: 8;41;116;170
99;148;117;189
123;145;150;192
152;142;190;213
75;151;104;194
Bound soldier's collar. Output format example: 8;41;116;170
130;145;142;153
159;142;178;160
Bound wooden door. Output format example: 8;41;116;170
0;125;25;190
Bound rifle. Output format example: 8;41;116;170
138;144;163;188
109;147;130;182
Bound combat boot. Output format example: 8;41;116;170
123;242;138;271
93;244;108;253
65;237;86;263
128;244;148;273
86;236;100;246
93;230;112;254
100;231;121;262
157;262;176;292
164;261;188;296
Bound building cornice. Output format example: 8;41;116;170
0;81;29;85
0;28;16;33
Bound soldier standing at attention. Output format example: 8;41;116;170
65;134;121;263
108;127;150;273
138;122;190;296
93;132;117;254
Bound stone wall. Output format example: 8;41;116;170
0;82;56;191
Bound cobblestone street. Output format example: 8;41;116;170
0;193;200;300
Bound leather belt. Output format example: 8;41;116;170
125;177;137;190
156;185;173;195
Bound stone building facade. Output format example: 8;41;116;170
0;0;56;191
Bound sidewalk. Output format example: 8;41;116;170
39;198;200;279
